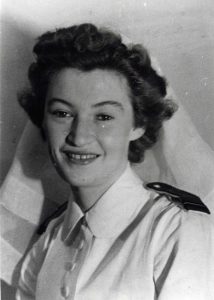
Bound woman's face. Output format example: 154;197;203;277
44;68;143;189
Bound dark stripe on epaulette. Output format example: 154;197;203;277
146;182;210;214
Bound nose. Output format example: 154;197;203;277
65;117;94;147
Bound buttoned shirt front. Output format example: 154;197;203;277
16;165;214;300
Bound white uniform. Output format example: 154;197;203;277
16;165;214;300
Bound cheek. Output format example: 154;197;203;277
98;126;131;154
45;123;66;150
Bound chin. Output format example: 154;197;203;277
62;171;94;188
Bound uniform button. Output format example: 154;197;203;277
60;285;70;299
71;262;76;271
82;218;87;226
64;262;76;272
64;262;72;271
78;240;84;250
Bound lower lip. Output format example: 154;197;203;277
64;154;99;165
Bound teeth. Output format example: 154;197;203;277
67;153;98;160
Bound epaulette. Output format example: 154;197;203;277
146;182;210;214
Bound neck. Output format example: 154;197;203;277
71;183;111;212
70;164;129;212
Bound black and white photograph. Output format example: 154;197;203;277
1;0;214;299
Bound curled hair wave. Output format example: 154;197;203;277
18;23;177;163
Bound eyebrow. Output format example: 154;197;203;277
92;101;124;111
47;98;73;108
47;98;124;111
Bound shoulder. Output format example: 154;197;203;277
17;212;65;298
142;182;213;251
143;184;214;298
146;181;210;214
143;181;210;226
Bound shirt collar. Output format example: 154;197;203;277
61;196;84;244
62;164;150;241
86;164;150;238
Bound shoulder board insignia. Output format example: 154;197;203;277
146;182;210;214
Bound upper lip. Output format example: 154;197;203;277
61;148;100;156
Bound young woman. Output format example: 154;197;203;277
16;23;213;300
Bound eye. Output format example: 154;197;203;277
51;110;73;118
96;114;114;121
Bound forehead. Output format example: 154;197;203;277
46;68;132;106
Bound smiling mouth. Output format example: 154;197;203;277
63;152;100;165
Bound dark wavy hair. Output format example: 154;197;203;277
18;23;177;163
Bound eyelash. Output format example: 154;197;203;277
50;110;114;122
96;114;114;121
51;110;73;118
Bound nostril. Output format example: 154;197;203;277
65;132;75;146
66;127;93;147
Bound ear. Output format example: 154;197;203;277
129;127;145;141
